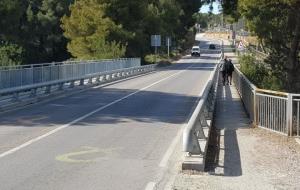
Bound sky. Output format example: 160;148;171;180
200;2;221;14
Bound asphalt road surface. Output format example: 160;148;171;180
0;36;221;190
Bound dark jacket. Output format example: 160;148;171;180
226;60;234;74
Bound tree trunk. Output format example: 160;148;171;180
287;10;300;92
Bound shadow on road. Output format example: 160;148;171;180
0;62;216;128
0;88;201;127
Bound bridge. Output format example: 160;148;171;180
0;34;299;190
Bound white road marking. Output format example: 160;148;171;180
50;104;66;107
159;126;184;168
0;65;192;159
144;182;156;190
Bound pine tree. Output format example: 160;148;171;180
61;0;126;59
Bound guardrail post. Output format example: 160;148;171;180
96;76;101;83
12;92;19;102
108;74;112;81
287;94;293;136
253;89;257;126
69;81;75;88
88;78;93;84
58;83;64;90
30;88;37;97
80;79;84;86
102;75;106;82
45;85;51;94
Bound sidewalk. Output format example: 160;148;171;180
170;49;300;190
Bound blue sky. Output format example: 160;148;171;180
200;2;221;14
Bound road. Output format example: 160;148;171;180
0;36;220;190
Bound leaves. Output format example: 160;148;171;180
0;42;24;66
61;0;126;59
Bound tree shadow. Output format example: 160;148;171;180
0;86;202;128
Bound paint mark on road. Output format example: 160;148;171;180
55;146;118;163
56;146;100;163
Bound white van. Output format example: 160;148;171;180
191;46;200;56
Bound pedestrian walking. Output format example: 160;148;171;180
226;59;234;85
219;56;228;86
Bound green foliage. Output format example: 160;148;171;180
193;13;224;29
145;54;164;64
0;0;72;64
193;13;209;29
0;0;203;64
239;54;283;91
239;0;300;92
0;42;24;66
204;0;300;92
61;0;126;59
100;0;201;57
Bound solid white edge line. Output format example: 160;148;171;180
159;126;184;168
144;182;156;190
0;65;192;159
159;59;219;168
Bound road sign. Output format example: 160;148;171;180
151;35;161;47
237;41;245;50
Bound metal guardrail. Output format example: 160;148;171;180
0;58;140;90
248;46;268;60
203;32;300;136
0;63;156;111
233;65;300;137
183;53;222;157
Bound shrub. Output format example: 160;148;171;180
239;54;283;91
0;42;24;66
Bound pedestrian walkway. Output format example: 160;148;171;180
170;50;300;190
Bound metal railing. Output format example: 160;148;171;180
183;53;222;159
0;58;140;90
0;60;156;111
233;66;300;137
248;46;268;60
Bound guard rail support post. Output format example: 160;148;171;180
96;76;100;83
30;88;37;97
58;83;64;90
12;92;19;102
88;78;93;84
45;85;51;94
200;114;210;130
80;79;84;86
102;75;106;82
69;81;75;88
107;74;111;81
183;128;202;155
287;94;293;136
253;89;258;126
199;115;208;139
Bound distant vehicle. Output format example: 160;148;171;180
191;46;200;56
209;44;216;49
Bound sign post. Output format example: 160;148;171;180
151;35;161;63
166;37;171;57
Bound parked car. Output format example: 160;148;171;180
191;46;200;56
209;44;216;49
